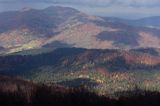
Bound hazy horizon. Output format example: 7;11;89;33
0;0;160;19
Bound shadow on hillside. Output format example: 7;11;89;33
58;78;98;88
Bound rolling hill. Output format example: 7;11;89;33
0;5;160;94
0;6;160;55
0;48;160;93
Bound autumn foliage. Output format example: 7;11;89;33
1;76;160;106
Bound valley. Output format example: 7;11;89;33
0;48;159;94
0;5;160;100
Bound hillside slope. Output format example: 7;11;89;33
0;48;160;93
0;6;160;54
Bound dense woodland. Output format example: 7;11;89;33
1;76;160;106
0;48;159;76
0;5;160;106
0;48;160;94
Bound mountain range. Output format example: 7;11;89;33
0;6;160;94
0;47;160;93
103;16;160;28
0;6;160;54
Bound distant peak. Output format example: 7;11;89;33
44;6;80;12
45;6;70;9
20;7;33;12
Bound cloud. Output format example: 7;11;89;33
0;0;160;19
1;0;160;7
46;0;160;7
113;0;160;7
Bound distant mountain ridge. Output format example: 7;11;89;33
103;16;160;28
0;6;160;54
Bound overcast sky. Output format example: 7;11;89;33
0;0;160;19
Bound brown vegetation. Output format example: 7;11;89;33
1;76;160;106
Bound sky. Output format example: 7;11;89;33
0;0;160;19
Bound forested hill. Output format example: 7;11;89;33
0;48;159;76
